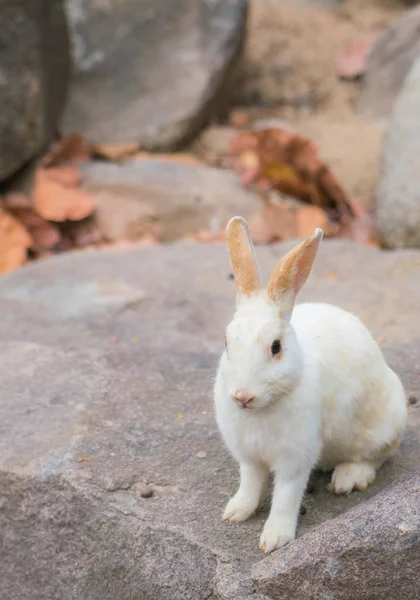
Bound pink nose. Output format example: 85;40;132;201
234;390;255;406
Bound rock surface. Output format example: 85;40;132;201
0;240;419;599
63;0;247;149
376;56;420;249
359;5;420;122
0;0;70;181
81;159;261;241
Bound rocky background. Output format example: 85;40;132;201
1;1;419;599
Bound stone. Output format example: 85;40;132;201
253;469;420;600
376;56;420;249
62;0;248;150
359;6;420;123
80;159;261;241
0;0;70;181
0;240;419;599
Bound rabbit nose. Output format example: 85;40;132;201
234;390;255;406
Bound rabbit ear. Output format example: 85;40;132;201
227;216;262;298
267;228;323;316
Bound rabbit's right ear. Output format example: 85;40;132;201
227;217;262;300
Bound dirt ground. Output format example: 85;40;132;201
216;0;407;209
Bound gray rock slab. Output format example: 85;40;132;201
0;0;70;181
376;56;420;249
359;5;420;123
80;159;261;241
0;240;419;599
62;0;248;149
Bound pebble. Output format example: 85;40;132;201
196;451;207;459
140;485;154;498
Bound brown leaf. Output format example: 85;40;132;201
190;228;226;243
45;166;81;187
248;196;299;244
2;192;32;210
92;141;141;161
228;128;355;228
33;170;95;222
296;205;329;238
337;39;375;81
248;195;331;244
42;133;91;168
77;457;93;462
0;208;32;273
6;206;60;251
229;109;250;128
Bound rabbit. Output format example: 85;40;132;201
214;216;407;554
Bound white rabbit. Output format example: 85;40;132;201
214;216;407;554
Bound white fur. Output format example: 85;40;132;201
214;295;407;554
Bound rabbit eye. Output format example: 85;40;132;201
271;339;281;355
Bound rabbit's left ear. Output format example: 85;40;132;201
267;228;323;317
227;216;262;300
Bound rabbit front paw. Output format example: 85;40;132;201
222;495;257;523
258;517;295;553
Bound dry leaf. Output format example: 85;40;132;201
229;109;250;128
248;195;331;244
191;228;226;243
248;197;299;244
296;205;329;238
92;141;141;161
228;128;354;229
337;39;374;81
45;166;81;187
2;192;32;210
33;170;95;222
0;208;32;273
5;206;60;251
42;133;91;167
77;457;93;462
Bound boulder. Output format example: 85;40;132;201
0;240;419;599
0;0;70;181
80;159;261;241
253;469;420;600
359;6;420;122
62;0;248;149
376;56;420;249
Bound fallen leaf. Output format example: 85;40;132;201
296;205;329;238
33;170;95;222
229;109;250;128
6;206;60;251
191;228;226;243
0;209;32;273
248;196;299;243
337;39;375;81
77;457;93;462
2;192;32;210
92;141;141;161
228;128;354;230
42;133;91;167
44;166;81;187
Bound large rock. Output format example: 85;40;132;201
359;6;420;122
62;0;248;149
0;1;70;181
253;469;420;600
376;56;420;249
0;240;419;599
80;159;261;241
